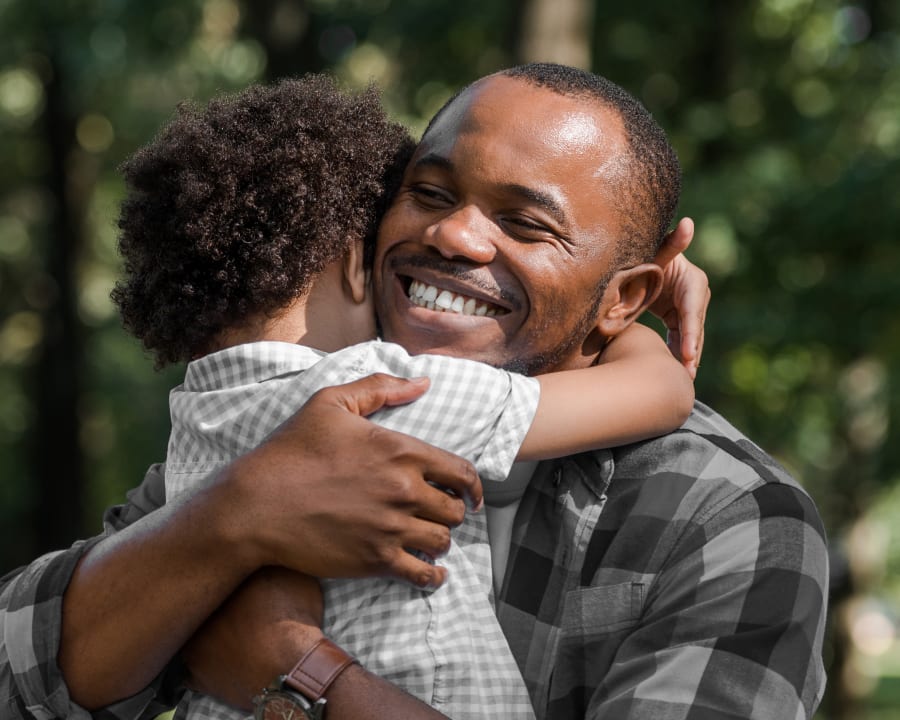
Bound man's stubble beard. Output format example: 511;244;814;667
499;285;607;376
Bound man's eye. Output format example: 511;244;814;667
502;216;551;239
409;185;452;207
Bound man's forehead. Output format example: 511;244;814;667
413;75;630;229
421;75;627;175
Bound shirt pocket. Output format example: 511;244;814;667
560;581;645;636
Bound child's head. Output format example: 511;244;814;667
112;74;415;367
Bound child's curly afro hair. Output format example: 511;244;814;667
111;74;415;367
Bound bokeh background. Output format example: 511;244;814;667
1;0;898;717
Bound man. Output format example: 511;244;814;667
1;64;826;719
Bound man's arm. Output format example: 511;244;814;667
181;566;451;719
2;375;480;716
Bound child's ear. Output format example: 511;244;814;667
595;263;664;337
342;240;369;305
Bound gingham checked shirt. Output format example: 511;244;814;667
0;403;828;720
165;340;539;720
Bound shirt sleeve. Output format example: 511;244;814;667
0;464;180;720
301;342;541;485
585;482;828;719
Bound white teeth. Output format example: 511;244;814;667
435;290;454;310
407;280;502;317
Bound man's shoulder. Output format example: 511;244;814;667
587;401;817;534
565;401;825;581
613;400;797;489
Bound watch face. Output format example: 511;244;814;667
255;689;324;720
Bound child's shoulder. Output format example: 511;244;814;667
325;340;523;387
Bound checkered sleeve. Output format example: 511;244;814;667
0;465;181;720
1;543;96;720
586;482;828;719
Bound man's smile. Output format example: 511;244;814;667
407;279;505;317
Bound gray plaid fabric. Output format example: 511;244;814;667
0;515;169;720
497;401;828;719
0;403;828;720
1;547;92;720
165;341;539;720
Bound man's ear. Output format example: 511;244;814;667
595;263;664;337
341;240;369;305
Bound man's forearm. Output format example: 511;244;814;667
326;664;449;720
60;471;258;709
180;571;455;719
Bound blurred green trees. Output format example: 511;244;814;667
1;0;898;716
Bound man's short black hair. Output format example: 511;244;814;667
426;63;681;270
112;74;414;367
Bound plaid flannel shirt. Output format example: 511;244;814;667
164;340;539;720
498;401;828;719
0;403;828;719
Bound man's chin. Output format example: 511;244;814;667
397;336;499;364
380;304;495;357
382;322;493;363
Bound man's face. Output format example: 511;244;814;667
373;74;629;374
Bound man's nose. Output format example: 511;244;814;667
423;206;496;264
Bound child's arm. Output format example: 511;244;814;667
517;323;694;461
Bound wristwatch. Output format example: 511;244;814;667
253;637;358;720
253;684;325;720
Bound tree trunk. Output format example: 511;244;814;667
29;37;86;555
241;0;323;80
516;0;594;69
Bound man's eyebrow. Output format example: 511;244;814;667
413;153;567;225
500;183;567;225
412;153;453;172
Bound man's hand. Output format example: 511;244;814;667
649;217;710;379
182;567;324;711
223;373;482;590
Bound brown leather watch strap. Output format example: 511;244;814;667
283;637;358;701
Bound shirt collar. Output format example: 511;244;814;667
182;341;326;392
535;449;616;502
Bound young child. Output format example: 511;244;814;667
112;75;694;720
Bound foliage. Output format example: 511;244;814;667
0;1;898;713
0;0;265;564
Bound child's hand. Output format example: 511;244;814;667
648;218;709;379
